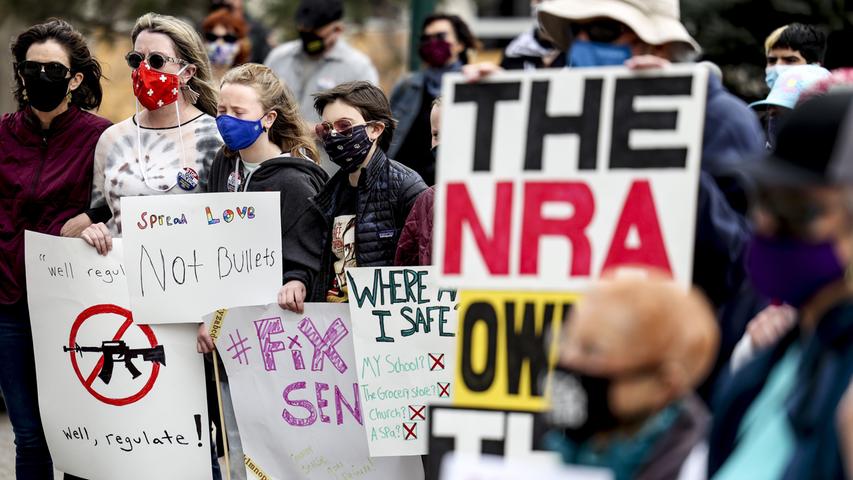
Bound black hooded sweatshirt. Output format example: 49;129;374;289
208;148;329;292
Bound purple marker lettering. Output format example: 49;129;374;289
254;317;286;371
298;317;349;373
282;381;317;426
334;383;363;425
315;382;331;423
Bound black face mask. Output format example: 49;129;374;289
431;145;438;160
300;30;326;56
546;365;619;443
24;72;71;113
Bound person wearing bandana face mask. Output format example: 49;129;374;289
310;81;427;303
202;8;251;83
81;13;224;254
0;19;112;479
264;0;378;134
388;14;479;186
708;92;853;480
544;275;719;480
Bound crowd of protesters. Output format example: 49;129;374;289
2;0;853;478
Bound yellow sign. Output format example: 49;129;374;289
453;291;578;412
209;308;227;342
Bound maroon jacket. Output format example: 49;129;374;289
394;186;435;266
0;106;111;305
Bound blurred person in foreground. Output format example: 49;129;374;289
265;0;378;125
202;7;251;82
708;91;853;479
546;275;719;480
500;0;563;70
764;23;827;89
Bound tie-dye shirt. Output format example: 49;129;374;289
90;113;223;234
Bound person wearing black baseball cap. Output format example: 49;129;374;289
264;0;378;131
709;91;853;479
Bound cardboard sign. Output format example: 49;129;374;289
427;406;561;480
434;66;708;290
345;266;458;456
24;231;211;480
121;192;282;324
453;291;576;412
204;304;422;479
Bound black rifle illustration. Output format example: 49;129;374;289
63;341;166;384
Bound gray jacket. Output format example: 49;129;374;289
264;39;379;123
388;71;426;160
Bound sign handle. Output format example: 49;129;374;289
213;352;231;480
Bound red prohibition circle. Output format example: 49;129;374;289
67;304;160;406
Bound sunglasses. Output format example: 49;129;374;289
125;51;189;70
314;119;376;139
17;61;70;81
421;32;448;43
571;20;628;44
205;32;239;43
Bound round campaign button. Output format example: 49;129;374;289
227;170;241;192
177;167;199;191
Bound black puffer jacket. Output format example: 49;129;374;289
310;149;427;301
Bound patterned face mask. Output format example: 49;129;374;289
132;60;186;111
320;123;376;173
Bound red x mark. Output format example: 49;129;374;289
428;353;445;371
403;422;417;440
438;382;450;398
409;405;426;421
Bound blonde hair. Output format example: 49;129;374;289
221;63;320;163
765;25;788;54
132;13;218;117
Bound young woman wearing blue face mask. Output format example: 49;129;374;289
206;63;328;316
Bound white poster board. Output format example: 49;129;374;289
433;66;708;290
346;266;457;456
24;231;211;480
121;192;282;324
440;453;613;480
205;303;422;479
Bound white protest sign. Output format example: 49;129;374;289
440;453;613;480
24;231;211;480
345;266;457;456
121;192;281;324
434;66;708;290
205;303;422;479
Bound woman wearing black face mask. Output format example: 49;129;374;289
0;19;111;478
310;81;428;303
388;13;479;186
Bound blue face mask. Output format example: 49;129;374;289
765;65;792;89
568;40;632;68
216;114;265;151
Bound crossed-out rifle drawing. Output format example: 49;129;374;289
63;341;166;384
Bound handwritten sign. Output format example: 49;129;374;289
121;192;282;324
434;66;707;289
346;266;458;456
204;304;422;479
24;231;211;480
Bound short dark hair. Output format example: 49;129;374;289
11;18;103;111
771;23;827;64
313;81;397;152
422;13;479;64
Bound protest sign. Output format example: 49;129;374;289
427;406;560;480
24;231;211;480
205;303;422;479
121;192;282;324
440;453;613;480
452;290;576;412
345;266;458;456
434;66;708;290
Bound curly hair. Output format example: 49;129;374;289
220;63;320;162
11;18;103;111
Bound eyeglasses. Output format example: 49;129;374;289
205;32;239;43
125;51;189;70
314;119;376;139
16;61;70;81
570;20;628;44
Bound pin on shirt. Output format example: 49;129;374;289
177;167;199;191
227;170;242;192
